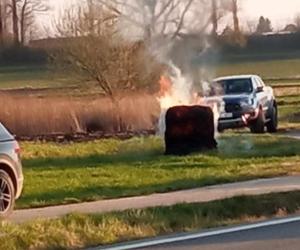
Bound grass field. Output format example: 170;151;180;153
217;59;300;83
0;65;78;89
16;134;300;209
0;59;299;210
279;105;300;124
3;191;300;250
1;57;300;90
277;95;300;127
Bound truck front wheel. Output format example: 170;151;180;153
266;105;278;133
250;109;265;134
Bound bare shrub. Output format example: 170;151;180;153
51;2;163;131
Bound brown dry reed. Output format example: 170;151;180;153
0;93;159;137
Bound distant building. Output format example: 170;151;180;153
261;31;295;36
283;24;298;33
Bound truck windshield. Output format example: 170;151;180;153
212;78;253;95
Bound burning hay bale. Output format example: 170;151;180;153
164;105;217;155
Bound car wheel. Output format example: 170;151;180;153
250;108;265;134
217;126;224;133
266;105;278;133
0;170;15;219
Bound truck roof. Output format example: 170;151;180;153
214;75;259;81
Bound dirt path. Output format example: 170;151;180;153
285;130;300;139
9;176;300;224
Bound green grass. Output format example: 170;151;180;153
17;134;300;209
3;191;300;250
277;95;300;105
279;105;300;124
277;95;300;125
2;58;300;90
0;65;78;89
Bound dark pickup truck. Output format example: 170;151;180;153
206;75;278;133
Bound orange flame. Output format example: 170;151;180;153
158;74;207;106
159;75;172;97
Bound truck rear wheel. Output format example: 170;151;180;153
250;109;265;134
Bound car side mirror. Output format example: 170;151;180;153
256;86;264;93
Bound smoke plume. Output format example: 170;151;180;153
115;0;220;135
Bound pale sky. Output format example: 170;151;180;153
43;0;300;35
242;0;300;30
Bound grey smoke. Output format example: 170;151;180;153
115;0;220;133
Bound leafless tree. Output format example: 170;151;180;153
53;2;162;131
211;0;233;36
10;0;18;45
295;14;300;30
5;0;49;45
19;0;49;45
96;0;213;41
221;0;246;46
0;2;3;45
231;0;240;34
211;0;218;35
0;0;12;46
222;0;240;34
246;20;256;34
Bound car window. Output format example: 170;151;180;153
257;77;265;87
0;123;14;141
252;77;260;89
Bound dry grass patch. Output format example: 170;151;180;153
0;93;159;136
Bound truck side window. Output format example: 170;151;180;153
257;77;265;87
252;77;260;89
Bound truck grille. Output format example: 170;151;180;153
225;103;242;112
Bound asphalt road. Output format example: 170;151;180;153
141;220;300;250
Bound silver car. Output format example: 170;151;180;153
0;123;23;218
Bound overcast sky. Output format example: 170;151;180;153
45;0;300;34
242;0;300;29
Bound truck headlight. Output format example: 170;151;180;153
240;98;254;107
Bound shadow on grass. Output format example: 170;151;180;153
23;136;300;171
215;135;300;159
23;148;165;170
